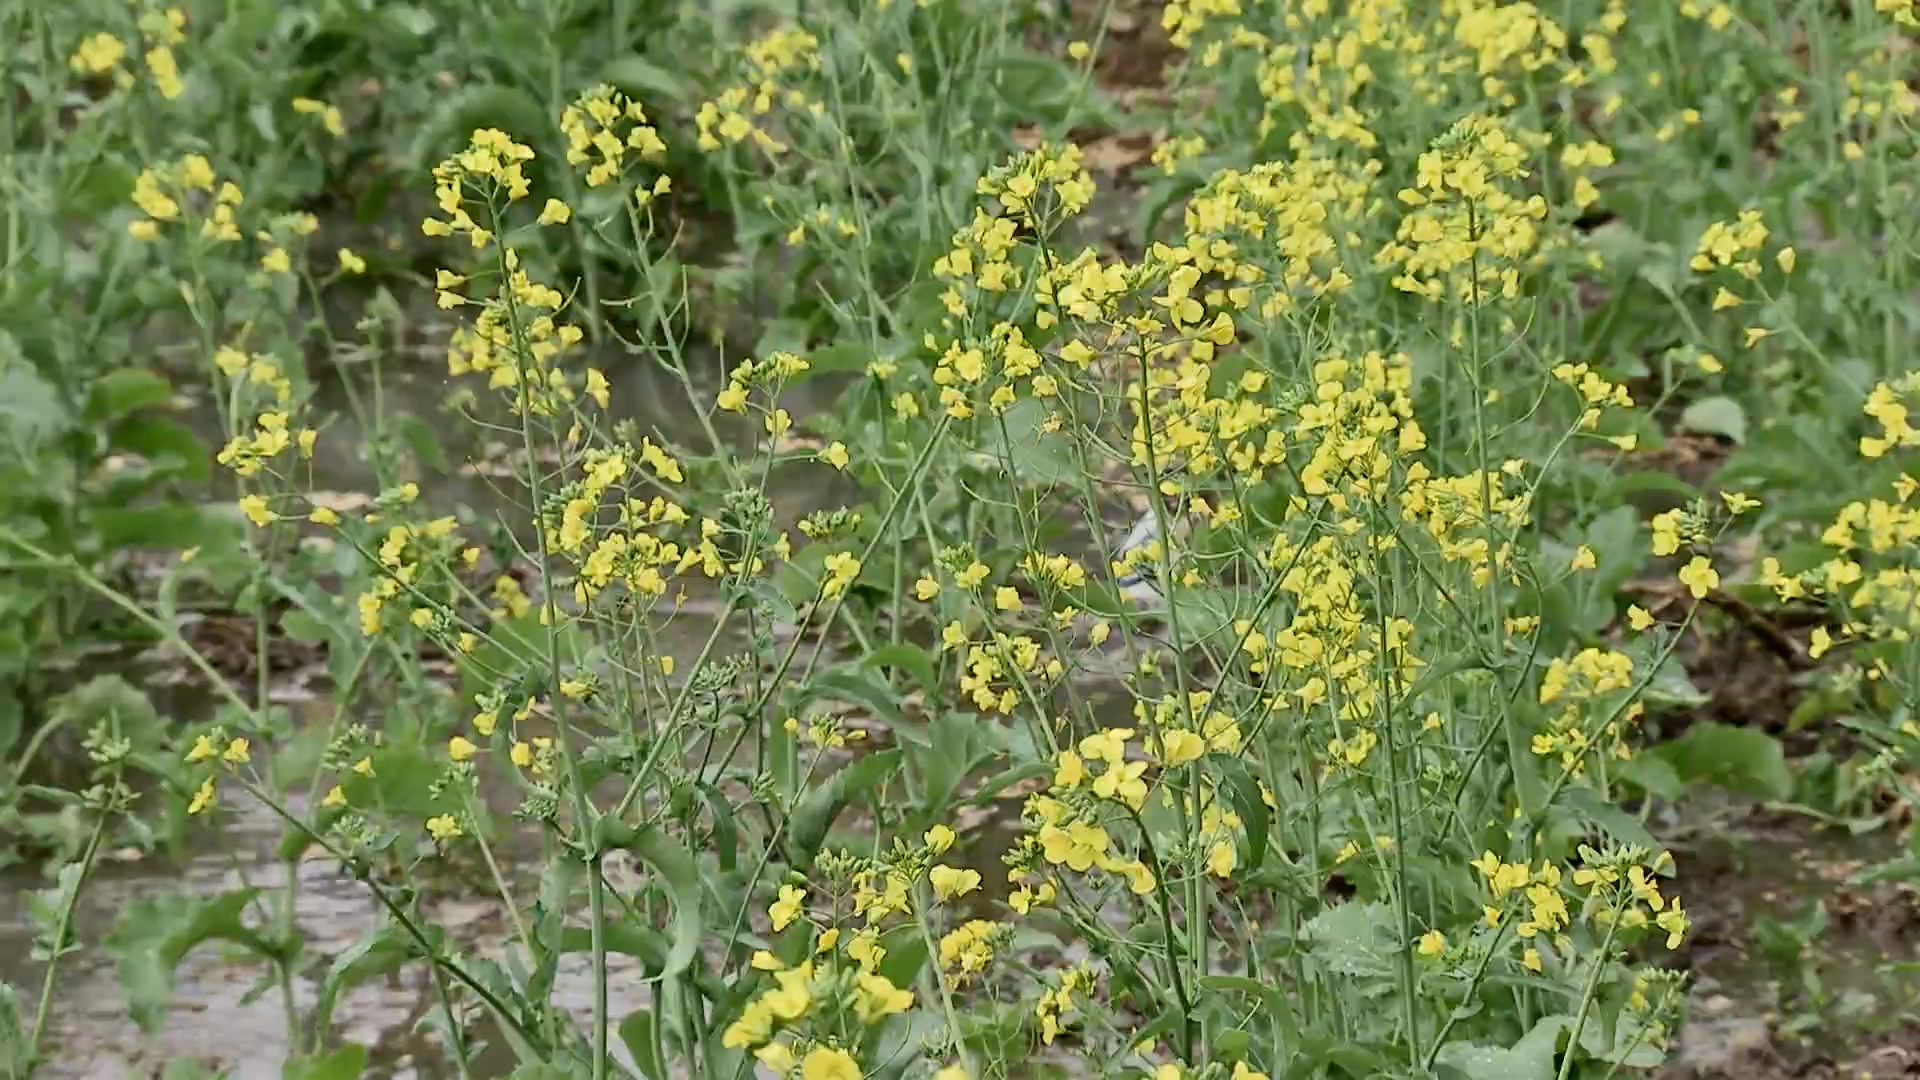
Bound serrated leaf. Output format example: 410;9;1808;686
109;889;275;1032
1301;901;1398;978
1434;1040;1553;1080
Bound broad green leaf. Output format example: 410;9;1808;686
1654;722;1792;799
92;505;242;556
110;415;209;482
618;1011;667;1080
784;749;902;867
283;1044;367;1080
861;643;938;699
1559;786;1658;851
0;980;26;1078
1678;395;1748;444
86;369;172;423
981;398;1075;484
1300;901;1398;978
313;923;416;1035
1434;1040;1551;1080
592;823;705;981
1211;756;1271;872
602;56;686;103
0;359;62;459
109;889;276;1032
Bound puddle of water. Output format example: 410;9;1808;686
0;784;666;1079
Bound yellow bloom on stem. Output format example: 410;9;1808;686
188;775;216;815
800;1047;859;1080
239;495;278;527
770;884;806;930
448;736;478;762
930;864;982;900
1678;555;1719;598
426;814;463;841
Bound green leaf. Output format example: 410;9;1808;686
1654;722;1792;799
981;398;1075;484
784;749;902;868
283;1044;367;1080
1559;785;1657;851
601;56;686;103
92;505;242;556
409;84;548;169
109;889;276;1032
801;668;904;725
110;416;209;482
592;826;704;981
0;358;63;460
1211;756;1271;872
1300;901;1398;978
861;643;938;699
1678;395;1748;444
1433;1040;1551;1080
314;924;416;1035
86;369;172;422
0;980;27;1078
618;1011;667;1080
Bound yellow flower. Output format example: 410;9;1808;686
448;736;478;762
930;864;982;900
913;576;941;601
538;198;572;225
1743;327;1773;348
1627;605;1655;631
309;506;340;526
321;785;346;809
924;824;955;854
337;248;366;274
222;737;250;764
821;442;850;470
1160;729;1205;766
260;247;291;275
1678;555;1719;599
1809;626;1833;659
994;586;1023;612
185;734;216;763
239;495;278;527
770;884;806;930
511;741;533;768
1777;247;1796;273
1522;948;1543;972
1570;546;1597;571
1416;929;1446;957
1710;287;1741;311
426;814;463;841
587;368;610;408
352;756;374;777
188;775;216;815
800;1047;860;1080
